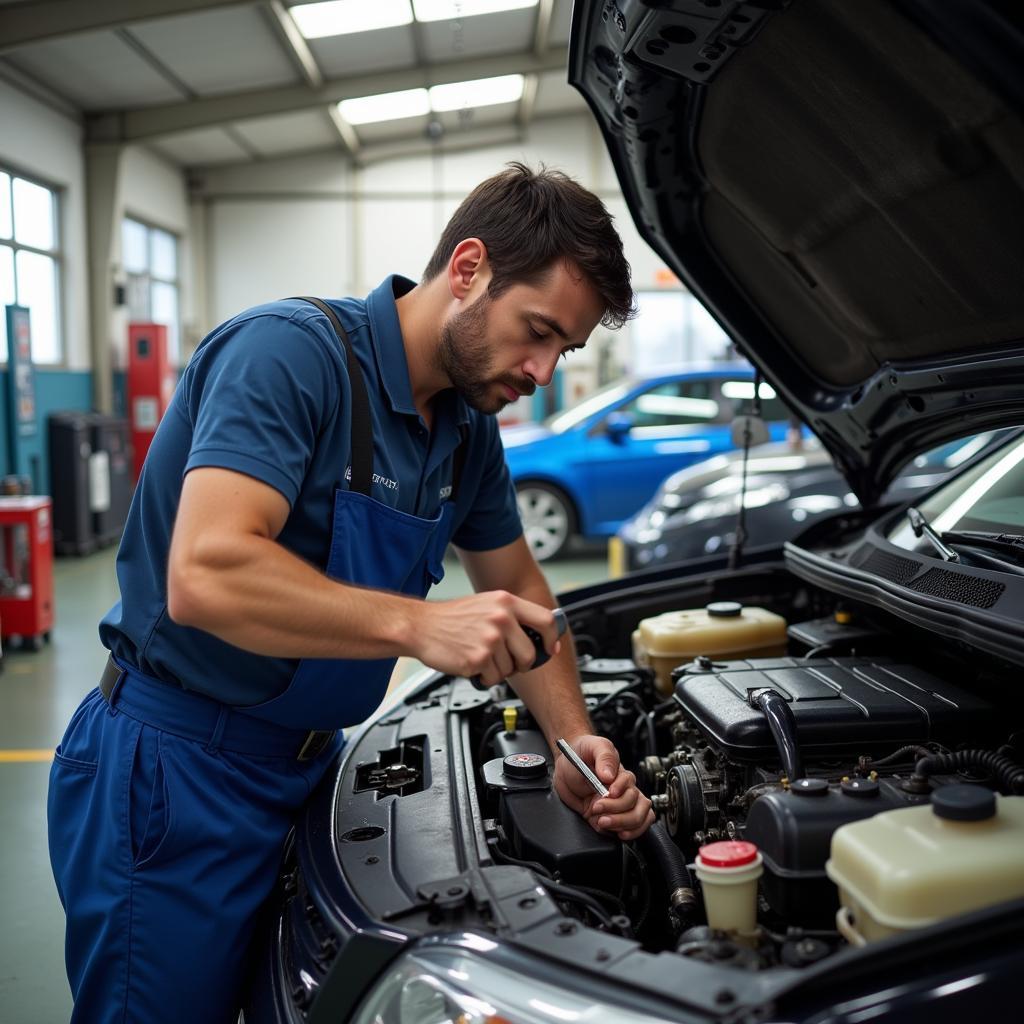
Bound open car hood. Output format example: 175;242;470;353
569;0;1024;506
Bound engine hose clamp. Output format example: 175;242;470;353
670;886;698;912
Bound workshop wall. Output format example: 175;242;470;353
0;76;193;485
0;80;680;465
0;76;91;486
186;113;672;422
193;113;666;337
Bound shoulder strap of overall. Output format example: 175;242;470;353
293;296;373;497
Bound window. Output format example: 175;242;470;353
619;380;719;429
0;169;62;363
122;217;180;365
718;379;790;423
629;290;733;373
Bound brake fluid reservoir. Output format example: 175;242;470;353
695;840;763;936
826;787;1024;944
632;602;787;694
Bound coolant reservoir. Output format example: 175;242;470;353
632;602;787;694
826;787;1024;944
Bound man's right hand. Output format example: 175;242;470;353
408;592;560;686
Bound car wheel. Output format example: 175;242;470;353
516;482;575;561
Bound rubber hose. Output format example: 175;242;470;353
609;691;646;718
629;714;655;759
751;689;804;781
541;879;615;929
870;744;933;767
914;750;1024;794
476;721;505;768
642;711;657;757
638;698;678;753
640;821;697;924
612;692;654;756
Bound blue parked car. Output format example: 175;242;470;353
501;364;791;559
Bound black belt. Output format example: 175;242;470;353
98;657;336;762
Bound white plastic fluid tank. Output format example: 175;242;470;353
631;602;787;694
695;840;763;937
826;786;1024;944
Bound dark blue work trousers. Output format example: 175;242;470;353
48;683;340;1023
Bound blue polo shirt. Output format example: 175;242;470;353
99;276;522;705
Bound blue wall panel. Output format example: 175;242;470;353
0;369;93;493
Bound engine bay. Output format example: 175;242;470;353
468;581;1024;973
269;560;1024;1022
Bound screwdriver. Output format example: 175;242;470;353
469;607;568;690
555;737;609;798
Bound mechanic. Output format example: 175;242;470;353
47;163;654;1024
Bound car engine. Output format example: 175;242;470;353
471;596;1024;972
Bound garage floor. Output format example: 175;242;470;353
0;542;609;1022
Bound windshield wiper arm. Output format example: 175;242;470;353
942;530;1024;560
907;507;960;562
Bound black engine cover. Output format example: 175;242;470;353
673;656;993;762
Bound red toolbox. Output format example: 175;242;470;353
0;496;54;650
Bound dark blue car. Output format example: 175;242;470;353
501;364;791;559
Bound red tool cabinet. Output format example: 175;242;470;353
128;322;176;482
0;496;54;650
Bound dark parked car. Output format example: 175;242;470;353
502;364;791;560
613;433;1005;573
246;2;1024;1022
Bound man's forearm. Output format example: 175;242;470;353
169;528;418;659
503;576;592;749
171;528;571;690
508;639;592;750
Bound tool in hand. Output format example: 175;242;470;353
469;607;568;690
555;737;609;798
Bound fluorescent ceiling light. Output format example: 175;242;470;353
429;74;524;111
339;88;430;125
414;0;538;20
291;0;413;39
339;75;524;126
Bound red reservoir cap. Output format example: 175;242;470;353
698;840;759;868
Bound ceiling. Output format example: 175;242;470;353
0;0;585;167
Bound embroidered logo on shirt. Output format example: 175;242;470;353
345;466;399;492
439;484;453;500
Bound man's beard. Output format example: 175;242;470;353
436;294;534;414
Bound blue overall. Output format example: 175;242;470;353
47;298;460;1023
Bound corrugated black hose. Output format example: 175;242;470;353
640;821;697;927
868;744;934;767
913;750;1024;794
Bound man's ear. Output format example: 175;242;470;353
448;238;490;300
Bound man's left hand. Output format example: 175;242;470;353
553;734;654;841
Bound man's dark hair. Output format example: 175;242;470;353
423;162;636;329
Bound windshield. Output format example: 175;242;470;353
543;380;631;434
889;433;1024;550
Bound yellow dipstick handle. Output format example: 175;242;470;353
503;706;518;735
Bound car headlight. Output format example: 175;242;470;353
350;937;673;1024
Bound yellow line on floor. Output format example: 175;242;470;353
0;749;53;762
